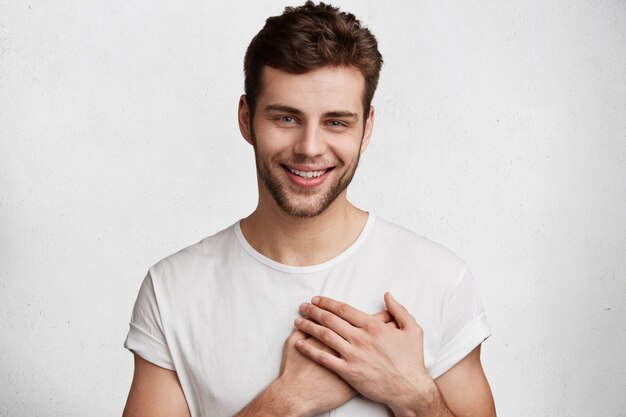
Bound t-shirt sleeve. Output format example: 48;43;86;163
430;266;491;379
124;270;175;370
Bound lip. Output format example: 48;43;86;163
284;163;335;171
282;164;333;188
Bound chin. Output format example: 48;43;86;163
274;194;337;218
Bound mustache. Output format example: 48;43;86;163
274;155;341;167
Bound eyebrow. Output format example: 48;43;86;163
264;104;359;120
264;104;303;116
324;111;358;119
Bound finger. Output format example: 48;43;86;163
383;292;416;330
386;319;399;328
281;330;308;373
299;302;357;340
284;330;309;353
371;309;393;323
305;333;339;353
311;296;371;328
370;309;398;328
294;317;352;356
295;337;348;376
288;329;308;341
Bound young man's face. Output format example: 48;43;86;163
238;65;374;218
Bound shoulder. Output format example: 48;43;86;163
368;216;469;287
370;216;467;268
148;222;239;285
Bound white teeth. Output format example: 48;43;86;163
288;168;327;178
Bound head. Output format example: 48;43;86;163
243;1;383;123
240;2;383;218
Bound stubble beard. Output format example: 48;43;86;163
252;135;362;218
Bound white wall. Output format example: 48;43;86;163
1;1;625;415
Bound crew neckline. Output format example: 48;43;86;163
234;213;376;274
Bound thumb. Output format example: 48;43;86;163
384;292;414;330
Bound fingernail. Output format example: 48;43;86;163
295;339;303;348
299;303;308;312
294;317;302;326
311;296;320;305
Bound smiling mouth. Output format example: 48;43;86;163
282;164;334;179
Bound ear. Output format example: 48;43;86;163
359;105;375;154
238;95;253;145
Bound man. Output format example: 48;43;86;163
122;2;496;417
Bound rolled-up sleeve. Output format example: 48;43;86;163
430;266;491;379
124;270;175;370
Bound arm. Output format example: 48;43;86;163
235;310;396;417
122;353;191;417
434;345;496;417
294;294;496;417
234;331;356;417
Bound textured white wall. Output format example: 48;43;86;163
1;1;625;416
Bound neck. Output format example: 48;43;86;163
240;193;369;267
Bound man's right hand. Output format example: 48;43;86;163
234;330;357;417
278;329;357;415
234;309;396;417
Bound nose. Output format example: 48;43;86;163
293;123;326;157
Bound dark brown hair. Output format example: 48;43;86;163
244;1;383;120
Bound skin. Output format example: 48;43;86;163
122;65;497;417
293;294;496;417
122;354;190;417
236;310;397;417
238;65;374;267
242;66;372;220
236;66;496;416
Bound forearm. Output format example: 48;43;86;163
389;379;455;417
233;379;307;417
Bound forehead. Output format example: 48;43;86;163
257;66;365;114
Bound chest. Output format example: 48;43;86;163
165;266;443;417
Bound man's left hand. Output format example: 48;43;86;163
294;293;450;417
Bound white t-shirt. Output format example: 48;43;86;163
124;214;490;417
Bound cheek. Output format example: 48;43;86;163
253;125;291;155
331;139;362;163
